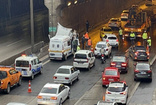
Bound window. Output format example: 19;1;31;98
57;68;70;74
88;53;91;58
68;41;71;46
0;71;7;79
71;67;74;73
108;86;125;92
16;60;29;67
36;58;39;64
105;70;117;76
34;59;36;65
9;69;16;75
52;44;55;48
41;87;57;94
57;44;59;48
75;54;87;59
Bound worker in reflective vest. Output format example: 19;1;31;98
86;37;92;50
119;28;123;41
130;31;135;45
147;36;151;51
84;32;89;41
142;30;148;46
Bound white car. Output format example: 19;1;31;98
7;102;27;105
96;101;118;105
103;34;119;48
73;50;95;70
108;18;121;28
121;10;129;20
94;41;112;57
37;83;70;105
105;81;128;104
53;65;80;85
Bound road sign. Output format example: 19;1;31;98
49;27;56;32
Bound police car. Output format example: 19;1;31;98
15;54;43;80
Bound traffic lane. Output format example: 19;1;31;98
129;58;156;105
74;51;140;105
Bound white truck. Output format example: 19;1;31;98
48;23;79;61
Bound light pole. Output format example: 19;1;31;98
30;0;34;52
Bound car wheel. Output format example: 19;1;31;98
77;75;79;81
31;73;34;80
134;78;137;81
17;77;22;86
5;84;10;94
59;99;63;105
63;55;67;61
39;67;43;74
67;90;70;99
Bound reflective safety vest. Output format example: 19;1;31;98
77;46;80;51
119;29;123;36
130;33;135;38
142;32;148;39
85;33;89;39
87;39;92;46
147;39;151;46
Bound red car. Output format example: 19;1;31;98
102;67;120;87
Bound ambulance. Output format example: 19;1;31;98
15;54;43;80
48;23;77;61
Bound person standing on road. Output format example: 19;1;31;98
142;30;148;46
130;31;135;45
86;37;92;50
72;39;78;53
86;20;90;32
147;36;151;51
119;28;123;41
84;32;89;42
81;34;85;49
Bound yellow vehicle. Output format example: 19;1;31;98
100;27;113;38
0;66;22;94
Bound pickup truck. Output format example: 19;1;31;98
0;66;22;94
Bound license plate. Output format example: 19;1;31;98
109;79;114;81
141;72;146;74
140;55;145;56
112;99;119;101
22;71;27;75
43;98;50;101
116;65;121;67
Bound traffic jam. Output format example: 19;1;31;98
0;3;155;105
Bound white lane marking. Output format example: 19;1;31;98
150;55;156;66
127;82;140;104
40;55;48;61
7;39;23;47
43;59;50;65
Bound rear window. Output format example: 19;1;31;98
108;86;124;92
138;52;147;56
57;68;69;74
16;61;29;67
104;29;112;32
41;87;57;94
108;37;117;40
97;44;106;48
111;19;117;22
112;56;125;62
105;70;117;76
136;64;150;70
75;54;87;59
0;71;7;79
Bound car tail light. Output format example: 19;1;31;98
135;52;138;56
120;91;126;95
65;77;69;80
121;63;127;67
134;69;140;73
53;76;57;79
106;91;111;94
51;97;57;100
117;77;120;81
37;95;43;99
121;13;124;16
1;81;3;85
116;39;118;42
106;39;109;42
29;64;31;71
86;58;88;63
147;52;149;56
147;70;152;73
106;49;108;51
103;77;105;80
138;28;141;32
111;62;116;66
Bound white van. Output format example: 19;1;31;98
15;54;43;80
48;23;78;61
49;35;73;60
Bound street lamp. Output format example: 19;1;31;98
30;0;34;52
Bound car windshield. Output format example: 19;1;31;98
41;87;57;94
136;64;150;70
0;71;7;79
104;29;112;32
75;54;87;59
108;86;124;92
57;68;69;74
112;56;125;62
111;19;117;22
16;61;29;67
105;70;117;76
97;44;106;48
108;37;116;40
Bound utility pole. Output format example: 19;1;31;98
30;0;34;52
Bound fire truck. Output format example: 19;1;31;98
124;5;151;37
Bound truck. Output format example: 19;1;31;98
124;5;151;38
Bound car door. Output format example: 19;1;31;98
70;67;76;81
9;69;16;85
32;59;37;75
35;58;41;73
88;53;92;65
59;85;67;101
90;52;95;64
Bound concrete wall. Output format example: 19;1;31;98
59;0;143;34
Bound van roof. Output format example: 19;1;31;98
15;54;37;61
50;35;70;42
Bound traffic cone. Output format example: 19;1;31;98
103;94;105;101
28;80;32;93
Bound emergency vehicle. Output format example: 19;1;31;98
49;23;78;61
15;54;43;80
